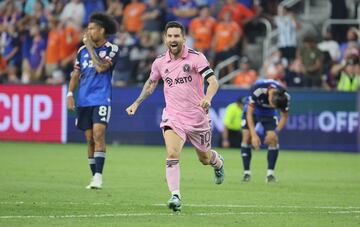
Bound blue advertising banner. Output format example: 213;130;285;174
67;87;359;152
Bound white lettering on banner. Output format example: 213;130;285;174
0;93;11;131
12;95;31;132
33;95;52;132
0;93;53;132
209;108;225;131
318;111;358;133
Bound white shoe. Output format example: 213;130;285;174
90;173;102;189
85;176;94;189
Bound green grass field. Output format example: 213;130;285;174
0;142;359;227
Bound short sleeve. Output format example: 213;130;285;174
196;53;214;80
103;42;119;66
149;59;161;81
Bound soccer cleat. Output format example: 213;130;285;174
167;195;182;212
242;174;251;182
90;173;102;189
266;174;276;183
85;176;94;189
214;155;225;184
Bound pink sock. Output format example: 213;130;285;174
166;159;180;193
210;150;223;170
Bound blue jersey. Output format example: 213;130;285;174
243;79;290;116
74;41;119;107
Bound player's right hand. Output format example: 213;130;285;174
251;134;261;150
126;103;138;116
67;96;75;111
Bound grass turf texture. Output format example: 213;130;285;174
0;142;359;226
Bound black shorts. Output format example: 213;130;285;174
242;114;278;132
76;105;111;131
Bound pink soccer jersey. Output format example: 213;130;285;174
150;45;215;149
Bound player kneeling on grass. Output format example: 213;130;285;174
126;21;224;213
241;79;290;183
67;13;118;189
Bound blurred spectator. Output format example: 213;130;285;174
221;96;244;148
45;17;64;84
0;55;7;83
259;0;280;19
0;0;22;26
331;55;360;92
284;58;304;88
330;0;348;43
218;0;254;29
317;30;340;62
24;0;50;16
28;24;46;82
1;24;22;83
48;0;65;16
194;0;217;15
60;0;85;30
59;22;81;81
338;27;360;62
123;0;146;34
83;0;106;25
274;5;300;63
141;0;164;48
32;0;49;30
170;0;198;30
188;5;216;57
211;11;241;77
232;56;257;88
112;27;137;87
106;0;124;23
299;36;324;88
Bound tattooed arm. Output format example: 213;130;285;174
126;78;159;115
83;32;111;73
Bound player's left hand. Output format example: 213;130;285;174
126;102;139;116
200;98;211;109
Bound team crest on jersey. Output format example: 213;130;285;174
183;64;190;73
165;77;173;87
165;69;169;74
99;51;106;58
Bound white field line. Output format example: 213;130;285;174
153;204;360;210
1;211;360;219
2;202;360;210
0;201;112;206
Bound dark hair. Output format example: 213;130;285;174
164;21;185;36
89;12;118;35
272;89;288;110
346;55;360;65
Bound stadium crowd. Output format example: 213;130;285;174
0;0;359;91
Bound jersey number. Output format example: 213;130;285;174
98;106;107;116
200;131;211;145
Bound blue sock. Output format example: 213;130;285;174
94;151;106;174
267;147;279;170
88;158;96;175
241;144;252;171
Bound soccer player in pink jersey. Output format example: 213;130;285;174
126;21;224;213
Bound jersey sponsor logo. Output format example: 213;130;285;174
165;77;173;87
164;76;193;87
99;51;106;58
175;76;192;85
183;64;190;73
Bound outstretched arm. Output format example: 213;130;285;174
126;78;159;115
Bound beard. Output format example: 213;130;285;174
168;42;182;56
